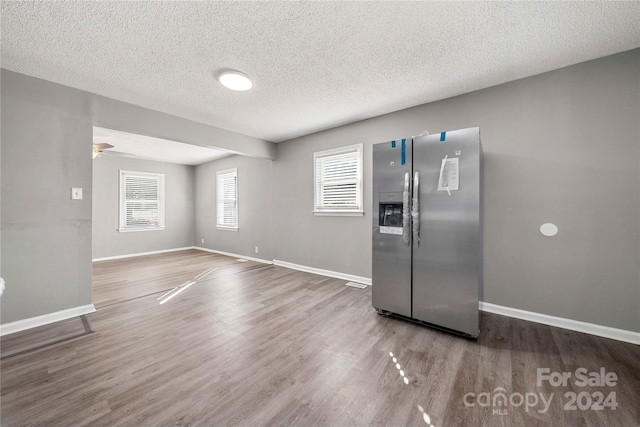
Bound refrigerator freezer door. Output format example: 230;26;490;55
372;139;413;317
412;128;482;337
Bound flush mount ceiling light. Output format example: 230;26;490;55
217;70;253;91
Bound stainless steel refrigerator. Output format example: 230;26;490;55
372;127;483;338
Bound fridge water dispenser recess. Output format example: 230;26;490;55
380;204;402;226
378;192;404;235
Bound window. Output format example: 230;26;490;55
313;143;363;216
217;168;238;230
119;170;165;232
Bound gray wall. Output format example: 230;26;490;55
92;155;195;259
273;49;640;332
0;69;274;325
2;50;638;333
1;70;93;323
195;155;273;261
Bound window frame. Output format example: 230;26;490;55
118;170;166;232
313;143;364;216
216;167;239;231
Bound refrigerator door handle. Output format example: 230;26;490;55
402;172;411;244
412;171;420;246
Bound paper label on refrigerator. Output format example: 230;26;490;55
438;157;459;192
380;226;403;235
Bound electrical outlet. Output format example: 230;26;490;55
201;238;205;244
255;246;259;254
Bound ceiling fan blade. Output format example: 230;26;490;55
93;142;114;150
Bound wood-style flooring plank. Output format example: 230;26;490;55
92;249;266;308
2;252;639;426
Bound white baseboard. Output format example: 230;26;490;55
269;260;636;344
0;304;96;337
92;246;196;262
194;247;273;265
272;259;372;286
91;247;638;346
480;302;639;345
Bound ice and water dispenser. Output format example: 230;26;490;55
378;192;404;235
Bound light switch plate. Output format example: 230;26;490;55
71;187;83;200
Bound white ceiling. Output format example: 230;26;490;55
93;127;230;166
2;1;640;147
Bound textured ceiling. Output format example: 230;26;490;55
2;1;640;144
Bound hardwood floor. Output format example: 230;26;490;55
92;249;266;307
1;253;639;426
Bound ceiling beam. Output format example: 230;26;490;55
92;95;276;160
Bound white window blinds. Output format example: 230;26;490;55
119;170;165;231
217;168;238;230
314;144;363;215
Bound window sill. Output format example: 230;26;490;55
313;211;364;217
217;226;239;232
118;226;166;233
